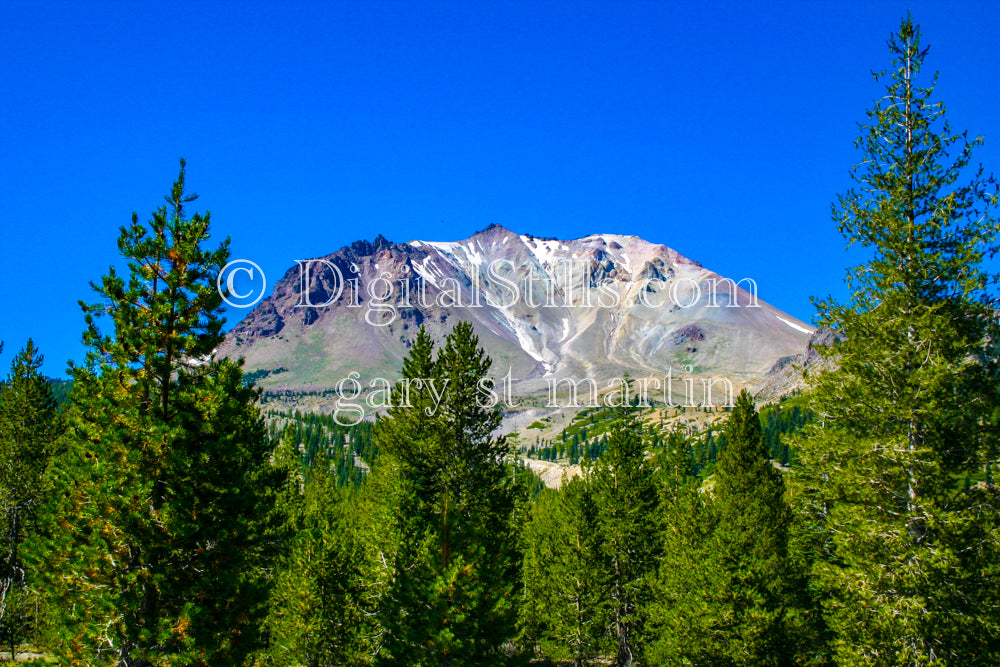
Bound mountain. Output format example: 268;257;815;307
218;224;814;402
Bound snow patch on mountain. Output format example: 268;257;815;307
776;315;814;334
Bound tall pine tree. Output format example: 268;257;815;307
374;322;524;665
799;15;1000;665
709;390;796;664
646;390;800;666
587;385;658;666
35;161;286;666
644;477;717;665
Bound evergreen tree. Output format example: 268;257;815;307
0;340;60;652
652;429;694;500
372;325;444;663
374;322;524;665
647;390;800;665
587;387;658;666
521;479;608;666
799;15;1000;664
374;326;440;477
643;428;708;664
644;480;718;666
35;161;286;665
710;390;797;664
264;446;375;666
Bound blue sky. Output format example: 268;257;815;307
1;1;998;377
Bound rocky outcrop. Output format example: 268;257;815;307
753;326;843;402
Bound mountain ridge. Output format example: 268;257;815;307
219;224;814;403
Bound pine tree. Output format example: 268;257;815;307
521;479;608;666
374;322;524;665
646;390;801;665
35;161;286;665
644;480;717;665
372;325;444;663
710;390;796;664
643;428;707;664
587;387;658;666
0;340;61;653
374;326;440;476
652;429;694;501
799;15;1000;665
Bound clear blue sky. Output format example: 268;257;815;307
2;1;998;378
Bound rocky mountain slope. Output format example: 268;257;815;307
753;326;842;402
219;224;814;401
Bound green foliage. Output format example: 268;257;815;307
373;323;526;666
242;367;288;387
45;378;73;409
263;447;377;666
799;15;1000;665
266;411;376;487
760;402;812;466
586;387;659;666
652;428;695;494
521;479;609;665
711;390;798;663
644;481;718;665
691;427;726;474
0;340;61;653
525;406;632;468
33;161;287;665
647;390;804;666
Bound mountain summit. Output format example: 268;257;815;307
218;225;813;397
